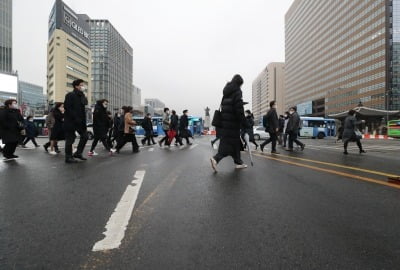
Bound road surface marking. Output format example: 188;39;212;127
189;144;198;150
253;153;400;190
268;153;400;178
92;170;146;251
148;148;154;152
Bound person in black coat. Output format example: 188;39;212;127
286;106;305;151
0;99;24;159
89;99;113;156
260;100;280;153
22;116;39;147
210;74;248;172
63;79;89;163
141;113;156;145
241;110;258;150
170;110;183;146
179;109;192;145
49;102;65;154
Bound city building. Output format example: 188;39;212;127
144;98;165;110
0;0;12;73
0;73;17;105
88;19;133;110
132;85;141;107
252;62;285;123
18;81;46;115
285;0;400;116
47;0;92;106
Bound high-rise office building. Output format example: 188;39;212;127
285;0;400;116
144;98;165;110
252;62;285;122
19;81;45;109
0;0;12;73
132;85;141;107
47;0;92;106
89;20;133;110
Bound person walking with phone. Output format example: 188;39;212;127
342;109;366;155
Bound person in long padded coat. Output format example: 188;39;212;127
0;99;24;160
342;109;366;155
210;74;248;172
88;99;114;156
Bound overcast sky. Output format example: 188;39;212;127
13;0;294;116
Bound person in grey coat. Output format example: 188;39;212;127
158;108;170;147
286;106;305;151
342;109;366;155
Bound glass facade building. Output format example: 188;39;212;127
89;20;133;110
0;0;12;73
19;81;45;109
285;0;400;115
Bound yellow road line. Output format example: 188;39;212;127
257;152;400;178
253;153;400;190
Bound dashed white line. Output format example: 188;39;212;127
92;170;146;252
148;148;154;152
189;144;198;150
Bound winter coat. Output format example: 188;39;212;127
25;120;38;138
170;114;179;131
0;108;24;144
142;117;153;132
92;101;110;138
45;112;55;129
242;115;255;138
63;89;88;132
50;108;65;141
218;77;246;139
179;114;189;131
124;112;136;134
264;108;279;134
162;112;170;130
286;112;301;133
342;115;362;140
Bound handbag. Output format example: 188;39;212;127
212;98;223;128
354;129;362;139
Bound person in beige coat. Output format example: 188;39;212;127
116;106;140;153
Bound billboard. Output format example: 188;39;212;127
297;101;313;116
49;0;90;47
0;73;18;94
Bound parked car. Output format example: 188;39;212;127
253;126;269;140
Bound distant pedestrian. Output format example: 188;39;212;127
112;109;123;147
210;74;248;172
0;99;24;160
179;109;192;145
241;110;258;150
88;99;115;156
282;111;289;148
159;108;171;147
43;109;59;153
22;116;39;148
342;109;366;155
278;114;285;145
286;106;305;152
260;101;279;154
116;106;140;153
170;110;183;146
49;102;65;155
141;113;156;145
63;79;89;163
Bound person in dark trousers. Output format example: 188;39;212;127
159;107;170;147
241;110;258;150
278;114;285;145
260;101;280;154
49;102;65;155
88;99;114;156
141;113;156;145
282;111;289;148
106;111;114;147
170;110;183;146
211;127;221;147
43;110;59;153
342;109;366;155
63;79;89;163
210;74;248;172
116;106;140;153
0;99;24;160
112;109;123;147
179;109;192;145
22;116;39;147
286;106;305;152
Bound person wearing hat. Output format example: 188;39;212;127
286;106;305;152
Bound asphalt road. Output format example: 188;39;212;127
1;136;400;269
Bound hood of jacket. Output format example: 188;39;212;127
223;74;243;97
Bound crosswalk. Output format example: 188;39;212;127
298;143;399;152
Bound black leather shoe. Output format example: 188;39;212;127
73;154;87;161
65;157;78;163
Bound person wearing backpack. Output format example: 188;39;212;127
260;101;280;154
286;106;305;152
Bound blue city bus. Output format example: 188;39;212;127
133;115;203;137
299;117;336;139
